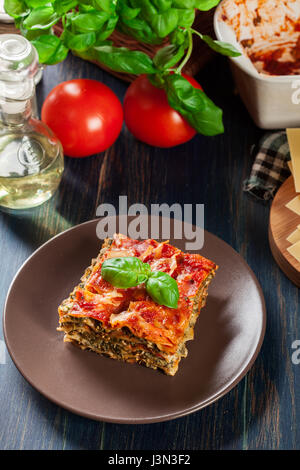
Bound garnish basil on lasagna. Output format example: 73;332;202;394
58;234;218;376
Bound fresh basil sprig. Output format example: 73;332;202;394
5;0;241;138
165;73;224;136
101;257;180;309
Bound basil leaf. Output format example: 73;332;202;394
53;0;78;16
76;0;93;5
25;0;50;7
153;44;185;70
120;15;149;33
101;255;180;309
172;0;196;7
4;0;29;18
200;34;241;57
31;34;68;64
63;29;96;51
165;74;224;136
150;9;179;38
70;11;109;33
106;12;119;29
195;0;220;11
93;45;157;74
152;0;172;12
92;0;115;13
118;17;158;45
128;0;157;17
46;42;69;64
177;9;195;28
101;257;151;288
94;14;118;41
23;6;59;30
78;4;95;12
146;272;179;309
117;2;141;20
169;28;188;46
20;23;52;40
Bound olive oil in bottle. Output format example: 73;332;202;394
0;34;64;211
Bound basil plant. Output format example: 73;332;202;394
4;0;240;136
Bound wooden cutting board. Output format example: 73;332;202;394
269;175;300;287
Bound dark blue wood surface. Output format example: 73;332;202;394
0;52;299;450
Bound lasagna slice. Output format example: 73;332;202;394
58;234;218;375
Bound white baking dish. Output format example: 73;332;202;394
213;0;300;129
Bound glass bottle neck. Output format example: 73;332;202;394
0;77;36;127
0;98;34;127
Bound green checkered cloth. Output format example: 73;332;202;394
243;131;291;202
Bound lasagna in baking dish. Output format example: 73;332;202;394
58;234;218;375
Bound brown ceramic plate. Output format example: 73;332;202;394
3;218;266;424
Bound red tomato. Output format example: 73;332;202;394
123;74;201;148
41;79;123;157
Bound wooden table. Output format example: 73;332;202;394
0;51;299;451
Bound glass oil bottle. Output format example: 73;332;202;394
0;34;64;211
